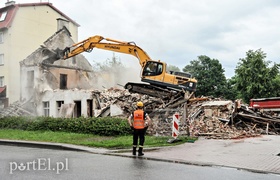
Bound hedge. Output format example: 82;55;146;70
0;116;132;136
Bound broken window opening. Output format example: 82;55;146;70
57;101;64;115
60;74;67;89
87;100;93;117
74;101;81;118
43;101;50;117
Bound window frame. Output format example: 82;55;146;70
0;11;7;22
60;74;67;89
56;101;64;113
43;101;50;117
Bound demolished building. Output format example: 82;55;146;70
1;26;280;139
19;27;99;117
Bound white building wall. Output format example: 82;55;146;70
39;90;93;117
2;4;79;104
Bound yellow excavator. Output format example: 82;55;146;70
58;35;197;99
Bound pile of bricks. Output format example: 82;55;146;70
97;89;280;139
1;88;279;139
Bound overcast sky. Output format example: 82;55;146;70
2;0;280;78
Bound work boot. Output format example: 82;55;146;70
132;147;137;156
138;147;144;156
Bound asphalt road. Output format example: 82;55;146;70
0;145;279;180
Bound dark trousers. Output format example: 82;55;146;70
133;127;147;146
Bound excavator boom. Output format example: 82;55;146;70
62;35;151;68
58;35;197;99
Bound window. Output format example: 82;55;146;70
43;101;50;117
0;31;3;43
0;54;3;65
142;61;163;76
57;101;64;113
60;74;67;89
0;11;7;22
157;64;163;75
0;76;4;87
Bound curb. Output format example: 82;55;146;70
0;139;105;153
1;139;279;175
0;139;161;154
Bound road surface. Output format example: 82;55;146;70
0;145;279;180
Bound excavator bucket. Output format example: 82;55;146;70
55;48;67;60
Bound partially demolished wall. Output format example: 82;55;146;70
3;27;278;139
1;88;280;139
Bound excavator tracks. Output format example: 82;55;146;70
124;82;183;100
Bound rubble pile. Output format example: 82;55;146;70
0;101;34;118
1;88;279;139
96;89;280;139
187;101;279;139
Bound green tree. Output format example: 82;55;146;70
183;55;227;97
224;76;238;101
235;49;280;103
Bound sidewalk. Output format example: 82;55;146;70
119;135;280;175
1;135;280;175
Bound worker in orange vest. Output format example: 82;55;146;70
128;101;151;156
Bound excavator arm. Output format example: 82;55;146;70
62;35;151;68
57;35;197;99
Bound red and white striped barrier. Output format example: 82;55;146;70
172;113;180;138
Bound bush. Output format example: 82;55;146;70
92;117;131;136
0;116;30;130
0;116;131;136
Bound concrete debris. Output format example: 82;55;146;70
94;89;280;139
110;104;123;117
1;88;280;140
59;103;75;118
0;101;35;118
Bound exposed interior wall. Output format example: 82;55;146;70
20;28;97;117
5;5;79;105
46;67;96;90
20;63;97;117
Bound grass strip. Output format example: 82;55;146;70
0;129;197;149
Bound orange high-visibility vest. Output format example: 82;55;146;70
133;110;145;129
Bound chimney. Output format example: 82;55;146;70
57;18;69;31
5;1;16;7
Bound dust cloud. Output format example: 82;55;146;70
92;59;142;90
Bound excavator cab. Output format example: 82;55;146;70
142;61;163;76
